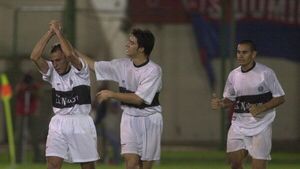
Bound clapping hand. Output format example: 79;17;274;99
249;104;266;117
49;20;63;34
211;93;223;110
96;90;114;103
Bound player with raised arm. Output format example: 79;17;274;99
80;28;163;169
30;20;99;169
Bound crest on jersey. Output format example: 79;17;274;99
229;88;235;96
258;86;264;92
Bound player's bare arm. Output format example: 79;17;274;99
49;20;82;70
96;90;143;105
75;50;95;71
249;95;285;116
30;30;54;74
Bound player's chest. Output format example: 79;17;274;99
120;67;144;88
233;73;268;94
52;74;80;91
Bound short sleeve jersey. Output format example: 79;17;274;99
94;58;162;117
42;58;91;115
223;62;285;136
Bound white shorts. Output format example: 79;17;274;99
227;125;272;160
121;113;163;161
46;114;99;163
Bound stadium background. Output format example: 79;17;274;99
0;0;299;168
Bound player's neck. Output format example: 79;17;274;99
241;61;256;73
60;64;71;76
132;54;149;67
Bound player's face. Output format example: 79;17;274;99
125;35;139;58
50;50;70;75
236;44;256;68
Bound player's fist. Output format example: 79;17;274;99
249;104;266;117
96;90;113;103
49;20;63;33
211;93;222;110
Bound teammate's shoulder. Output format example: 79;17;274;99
231;66;241;73
112;57;128;62
109;57;130;65
256;62;274;72
148;59;160;67
148;60;162;72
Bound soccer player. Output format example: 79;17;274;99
211;40;285;169
30;20;99;169
80;28;163;169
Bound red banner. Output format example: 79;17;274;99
128;0;188;23
129;0;300;26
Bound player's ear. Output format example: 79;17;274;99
252;51;257;59
138;47;144;53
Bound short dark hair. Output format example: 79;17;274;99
50;43;62;53
238;40;257;51
131;28;155;56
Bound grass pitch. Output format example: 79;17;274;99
0;149;299;169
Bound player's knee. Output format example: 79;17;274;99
126;161;139;169
80;162;95;169
230;161;243;169
47;161;61;169
46;157;63;169
125;159;139;169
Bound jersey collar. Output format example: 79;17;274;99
133;58;149;68
241;61;256;73
60;65;72;76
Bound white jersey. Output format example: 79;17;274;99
42;58;91;115
94;58;162;117
223;62;285;136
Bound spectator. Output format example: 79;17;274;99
15;73;43;163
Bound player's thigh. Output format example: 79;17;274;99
227;149;248;164
250;126;272;160
120;113;162;160
142;113;163;161
120;114;141;155
46;130;68;159
66;117;99;162
227;126;246;153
